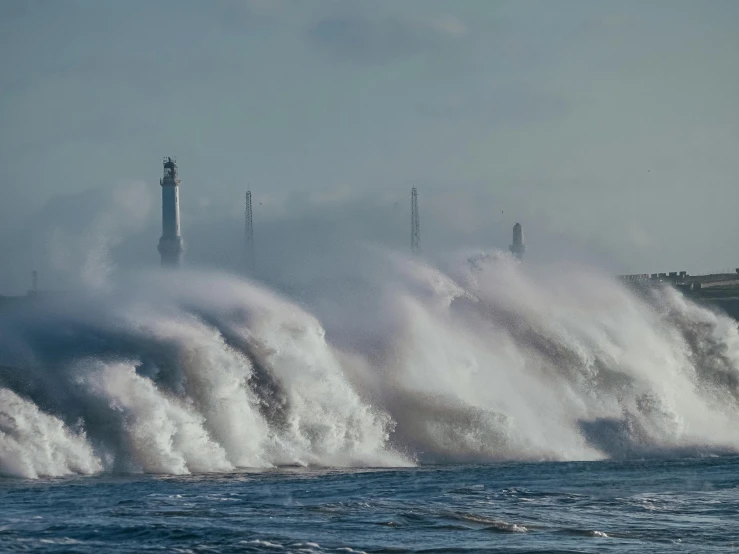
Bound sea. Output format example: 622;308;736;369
2;457;738;553
3;253;739;552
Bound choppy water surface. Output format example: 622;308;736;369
2;457;739;553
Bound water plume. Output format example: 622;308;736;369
2;250;739;478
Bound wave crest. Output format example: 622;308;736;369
2;252;739;477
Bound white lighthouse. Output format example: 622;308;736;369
157;157;184;267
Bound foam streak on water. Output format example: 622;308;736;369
2;251;739;479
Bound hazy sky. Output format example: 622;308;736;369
1;0;739;292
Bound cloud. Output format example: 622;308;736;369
308;13;467;64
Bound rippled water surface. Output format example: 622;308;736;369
3;456;739;553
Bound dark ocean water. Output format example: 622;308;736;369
2;456;738;553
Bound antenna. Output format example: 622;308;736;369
411;187;420;255
32;270;38;292
245;191;254;271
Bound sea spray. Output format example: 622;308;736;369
2;251;739;478
0;271;405;477
0;388;102;478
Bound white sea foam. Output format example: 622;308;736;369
0;388;102;478
2;250;739;478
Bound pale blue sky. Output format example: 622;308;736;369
1;0;739;292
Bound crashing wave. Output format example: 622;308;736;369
2;251;739;478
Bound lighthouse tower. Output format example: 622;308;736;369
509;222;525;260
157;157;184;267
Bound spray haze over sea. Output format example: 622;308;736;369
3;250;739;552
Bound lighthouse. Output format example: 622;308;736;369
157;157;184;267
509;222;525;260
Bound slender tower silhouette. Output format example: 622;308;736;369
158;157;184;267
509;222;525;260
411;187;420;255
245;191;254;271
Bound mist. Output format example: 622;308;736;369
2;0;739;292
